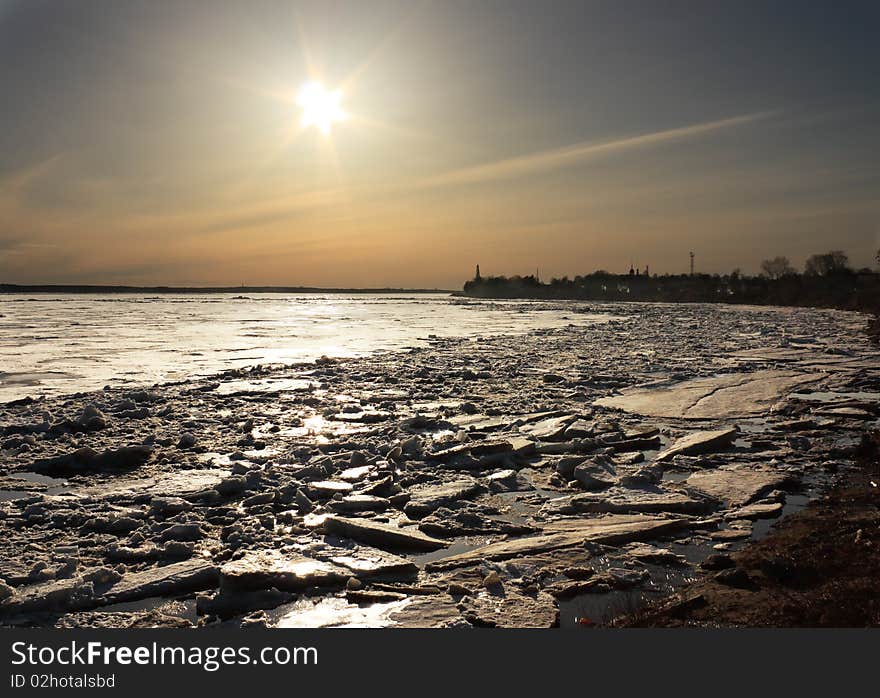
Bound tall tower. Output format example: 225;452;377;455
475;264;481;281
689;251;695;276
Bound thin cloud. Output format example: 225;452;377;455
417;111;778;189
0;155;65;198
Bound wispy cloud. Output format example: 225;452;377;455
416;111;777;189
0;155;65;198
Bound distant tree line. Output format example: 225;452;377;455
463;249;880;316
760;251;854;279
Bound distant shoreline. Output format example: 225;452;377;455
462;272;880;314
0;284;454;295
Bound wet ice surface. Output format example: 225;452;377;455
0;472;69;502
0;300;877;628
0;293;613;402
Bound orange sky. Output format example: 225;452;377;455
1;1;878;287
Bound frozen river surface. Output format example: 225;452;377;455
0;293;614;402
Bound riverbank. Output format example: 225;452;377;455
0;302;877;628
462;272;880;315
613;306;880;628
620;428;880;627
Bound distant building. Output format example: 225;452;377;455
475;264;481;281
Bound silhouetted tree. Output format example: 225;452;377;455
760;256;796;279
804;250;850;276
460;250;877;310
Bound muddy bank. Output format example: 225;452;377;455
620;429;880;627
0;302;877;628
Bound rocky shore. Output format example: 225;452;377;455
621;428;880;627
1;302;877;628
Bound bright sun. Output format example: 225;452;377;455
296;81;346;134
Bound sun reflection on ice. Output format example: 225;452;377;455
303;415;325;434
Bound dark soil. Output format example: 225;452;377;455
622;430;880;627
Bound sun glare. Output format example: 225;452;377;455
296;81;346;134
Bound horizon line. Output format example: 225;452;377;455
0;283;456;294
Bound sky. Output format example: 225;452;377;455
0;0;878;287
